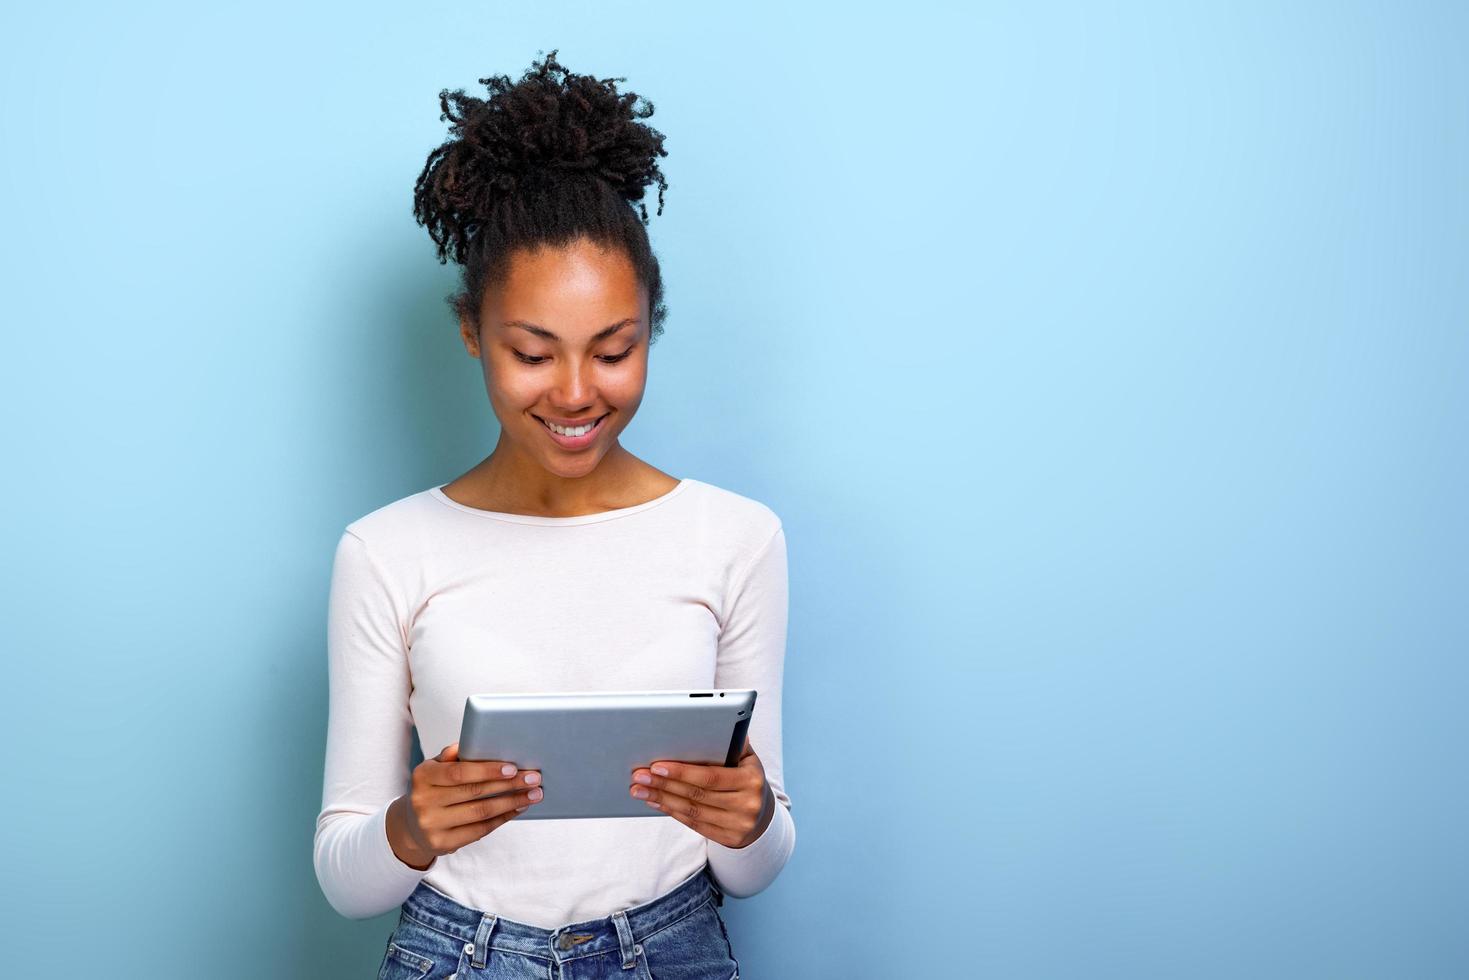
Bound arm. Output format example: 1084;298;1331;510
706;524;796;898
313;530;435;919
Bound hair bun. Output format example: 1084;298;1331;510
415;49;669;266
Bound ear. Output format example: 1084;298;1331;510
459;315;481;357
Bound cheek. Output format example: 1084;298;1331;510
486;366;545;407
606;374;646;407
606;361;649;404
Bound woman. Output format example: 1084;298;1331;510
313;51;794;980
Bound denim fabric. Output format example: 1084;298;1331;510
374;864;740;980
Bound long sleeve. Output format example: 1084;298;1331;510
313;530;435;919
706;524;796;898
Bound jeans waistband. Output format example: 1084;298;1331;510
399;862;725;971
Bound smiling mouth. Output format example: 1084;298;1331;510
534;413;609;436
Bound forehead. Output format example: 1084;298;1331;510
492;239;644;327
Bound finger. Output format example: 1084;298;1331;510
634;783;750;834
438;768;542;807
633;761;760;803
429;754;538;788
434;806;525;852
648;795;747;847
437;784;544;830
642;759;744;792
632;769;734;808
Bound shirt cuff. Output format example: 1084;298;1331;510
705;800;795;898
375;798;438;879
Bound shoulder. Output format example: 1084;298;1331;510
683;478;781;533
681;479;785;574
339;486;444;566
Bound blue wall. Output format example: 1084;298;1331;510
3;2;1464;976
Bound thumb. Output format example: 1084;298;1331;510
436;742;459;763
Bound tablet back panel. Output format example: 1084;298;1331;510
458;689;757;820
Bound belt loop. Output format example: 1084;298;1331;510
705;865;726;907
471;913;496;969
611;909;639;969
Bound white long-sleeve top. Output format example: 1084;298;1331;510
313;477;795;925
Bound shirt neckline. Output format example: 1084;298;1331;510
428;478;694;526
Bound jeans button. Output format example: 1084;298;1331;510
558;933;573;950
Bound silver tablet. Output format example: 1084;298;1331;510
457;689;757;820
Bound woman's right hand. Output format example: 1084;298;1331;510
388;741;543;869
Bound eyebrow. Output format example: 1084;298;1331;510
504;318;639;343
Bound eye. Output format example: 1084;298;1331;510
599;346;637;364
511;346;635;365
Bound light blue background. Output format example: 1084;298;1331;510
3;2;1465;977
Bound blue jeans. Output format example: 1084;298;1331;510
375;864;740;979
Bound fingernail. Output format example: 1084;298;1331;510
502;764;516;776
634;773;652;785
528;788;543;801
652;766;669;776
633;787;649;799
524;772;540;785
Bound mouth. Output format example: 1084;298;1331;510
533;412;609;449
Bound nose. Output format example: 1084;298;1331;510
550;358;596;410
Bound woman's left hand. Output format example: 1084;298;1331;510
630;738;775;848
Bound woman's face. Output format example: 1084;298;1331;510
461;237;650;480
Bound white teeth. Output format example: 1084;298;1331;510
542;416;601;437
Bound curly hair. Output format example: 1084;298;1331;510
412;50;671;343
